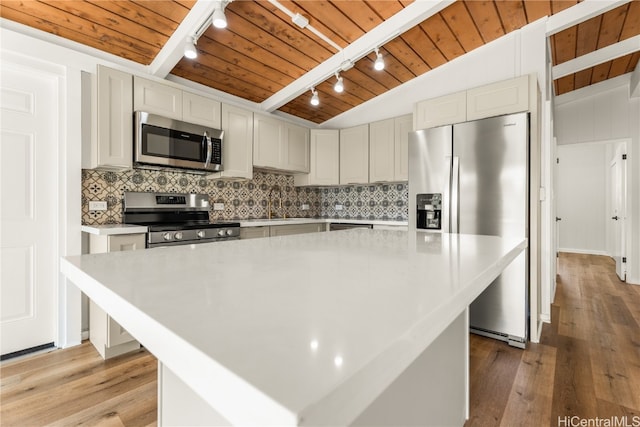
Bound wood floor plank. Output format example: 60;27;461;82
499;343;557;426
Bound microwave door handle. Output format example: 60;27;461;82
203;131;212;169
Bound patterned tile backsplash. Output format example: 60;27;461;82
81;168;408;225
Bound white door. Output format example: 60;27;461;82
610;143;627;281
1;59;59;355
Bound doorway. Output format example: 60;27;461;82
555;140;630;283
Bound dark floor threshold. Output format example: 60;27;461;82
1;342;56;361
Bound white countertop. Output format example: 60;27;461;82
61;230;525;425
81;224;148;235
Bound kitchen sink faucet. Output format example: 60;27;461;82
268;185;285;219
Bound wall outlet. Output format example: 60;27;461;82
88;201;107;211
213;202;225;211
301;203;310;210
335;204;343;211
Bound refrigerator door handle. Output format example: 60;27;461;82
443;157;452;233
451;156;460;234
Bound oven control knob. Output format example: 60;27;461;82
218;229;226;237
174;232;183;240
196;230;206;238
163;232;173;241
226;229;234;236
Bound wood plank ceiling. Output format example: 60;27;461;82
551;1;640;95
1;1;637;123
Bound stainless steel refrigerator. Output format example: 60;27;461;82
409;112;529;348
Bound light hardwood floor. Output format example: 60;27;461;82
1;253;638;426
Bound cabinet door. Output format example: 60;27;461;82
269;223;323;237
394;114;412;181
133;76;182;120
183;92;221;128
96;65;133;169
253;114;283;169
466;75;529;121
294;129;339;186
369;118;395;183
210;104;253;180
240;226;269;239
414;92;466;129
107;234;146;252
284;123;309;173
340;124;369;185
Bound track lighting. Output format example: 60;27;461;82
334;72;344;93
310;87;319;106
212;2;228;29
184;36;197;59
374;47;385;71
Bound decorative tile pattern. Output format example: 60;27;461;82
81;169;408;225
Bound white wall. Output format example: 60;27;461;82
556;142;608;254
555;75;640;284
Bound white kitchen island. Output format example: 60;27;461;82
61;229;526;426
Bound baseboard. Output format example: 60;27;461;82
81;330;89;341
558;248;608;256
540;313;551;323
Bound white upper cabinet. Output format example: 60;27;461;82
414;75;532;129
340;124;369;185
253;114;283;169
209;104;253;180
294;129;339;186
133;76;182;120
182;92;222;129
466;75;529;121
284;122;309;173
82;65;133;170
394;114;412;181
369;118;395;183
414;91;466;130
253;114;309;173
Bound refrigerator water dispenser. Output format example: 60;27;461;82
416;193;442;230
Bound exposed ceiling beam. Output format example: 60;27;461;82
259;0;455;113
148;0;217;77
545;0;630;36
552;35;640;78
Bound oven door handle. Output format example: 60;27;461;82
203;131;212;170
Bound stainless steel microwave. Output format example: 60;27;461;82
134;111;223;173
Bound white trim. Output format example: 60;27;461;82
554;74;630;106
148;0;218;77
631;60;640;98
259;0;454;113
558;248;609;256
539;313;551;323
545;0;630;36
552;35;640;79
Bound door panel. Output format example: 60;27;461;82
408;126;452;232
1;63;58;355
610;143;627;281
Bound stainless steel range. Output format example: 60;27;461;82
123;191;240;248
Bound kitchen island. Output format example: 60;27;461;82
61;229;526;426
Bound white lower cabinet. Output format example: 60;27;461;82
240;223;325;239
240;226;270;240
269;223;324;236
87;233;145;359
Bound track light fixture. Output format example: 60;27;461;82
374;47;385;71
212;1;228;29
184;36;197;59
333;72;344;93
310;87;319;106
